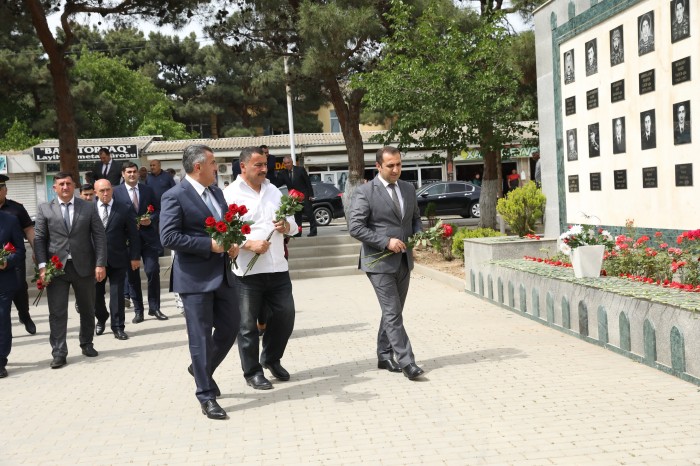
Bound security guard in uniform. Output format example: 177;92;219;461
0;175;37;334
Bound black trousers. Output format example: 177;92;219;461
294;199;317;234
95;265;127;331
234;272;295;379
127;246;160;313
12;262;30;318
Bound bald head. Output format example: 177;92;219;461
94;179;114;205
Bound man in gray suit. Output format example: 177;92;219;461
348;146;425;380
35;172;107;369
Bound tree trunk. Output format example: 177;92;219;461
326;79;365;223
446;149;454;181
210;113;219;139
25;0;79;181
480;147;499;230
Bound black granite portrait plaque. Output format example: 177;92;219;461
566;129;579;161
638;12;655;56
675;163;693;186
642;167;658;188
563;49;575;84
614;170;627;189
568;175;579;193
640;110;656;150
585;39;598;76
672;57;691;85
639;69;655;94
673;100;691;145
590;172;602;191
565;96;576;116
671;0;690;43
610;26;624;66
612;117;626;154
611;80;625;103
588;123;600;157
586;89;599;109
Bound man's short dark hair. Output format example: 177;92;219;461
98;148;110;156
54;171;75;183
121;161;138;172
376;146;401;165
240;146;263;164
182;144;213;174
80;183;94;192
260;144;269;151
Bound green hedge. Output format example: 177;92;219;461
451;227;505;258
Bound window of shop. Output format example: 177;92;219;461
330;110;341;133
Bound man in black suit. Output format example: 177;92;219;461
93;180;141;340
277;156;317;237
641;112;656;150
34;172;107;369
674;102;691;145
0;211;26;378
92;148;123;187
160;144;240;420
260;145;277;185
113;162;167;323
348;146;425;380
613;117;626;154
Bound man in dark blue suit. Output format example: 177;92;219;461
113;162;167;323
93;179;141;340
0;211;26;378
91;148;123;187
160;144;241;420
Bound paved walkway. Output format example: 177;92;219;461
3;272;700;465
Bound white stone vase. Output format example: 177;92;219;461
570;245;605;278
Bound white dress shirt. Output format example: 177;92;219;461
377;174;404;215
185;175;221;219
223;176;298;276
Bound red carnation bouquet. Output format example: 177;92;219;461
137;204;155;227
0;242;16;267
242;189;305;277
32;255;66;306
205;203;254;269
364;219;454;268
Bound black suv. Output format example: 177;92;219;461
280;182;344;226
416;181;481;218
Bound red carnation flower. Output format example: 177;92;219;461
238;205;248;216
215;221;228;233
51;255;60;264
36;279;45;290
3;243;16;253
55;261;63;270
442;224;453;238
205;217;217;227
241;224;251;235
146;204;155;214
224;211;235;223
228;204;238;213
288;189;305;201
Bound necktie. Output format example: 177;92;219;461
131;187;139;212
62;202;71;231
203;189;221;221
103;164;108;176
102;203;109;228
388;183;402;218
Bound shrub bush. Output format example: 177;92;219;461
496;182;546;237
451;227;505;259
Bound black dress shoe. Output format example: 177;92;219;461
148;309;169;320
81;344;99;357
19;314;36;335
132;312;144;324
0;366;7;378
246;373;273;390
402;363;425;380
377;358;402;373
188;364;221;397
113;329;129;340
201;399;228;420
95;321;106;336
263;361;290;381
125;298;132;308
50;356;67;369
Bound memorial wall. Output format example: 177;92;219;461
557;0;697;230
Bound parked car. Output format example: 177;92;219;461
279;182;345;226
415;181;480;218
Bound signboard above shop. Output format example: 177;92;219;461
33;144;139;162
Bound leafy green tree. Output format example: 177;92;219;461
0;119;43;151
358;0;536;229
136;101;197;140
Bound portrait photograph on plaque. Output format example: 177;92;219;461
673;100;691;145
612;117;626;154
610;26;624;66
638;12;655;55
671;0;690;43
563;49;575;84
675;163;693;186
642;167;658;189
566;129;579;161
588;123;600;157
640;110;656;150
585;39;598;76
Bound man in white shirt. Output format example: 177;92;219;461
223;146;297;390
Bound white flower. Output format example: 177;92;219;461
569;224;583;236
559;242;572;256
